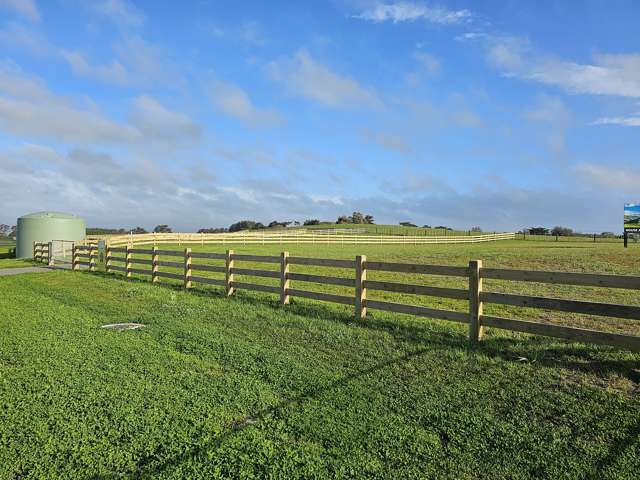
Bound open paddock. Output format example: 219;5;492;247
3;239;640;478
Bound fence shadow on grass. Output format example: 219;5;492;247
131;346;434;478
91;272;640;385
81;272;640;479
94;270;640;376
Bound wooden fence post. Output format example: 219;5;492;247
89;246;96;272
105;245;112;273
225;249;235;296
355;255;367;320
468;259;483;342
184;248;192;289
152;246;159;283
280;251;290;304
72;245;79;271
125;246;132;278
47;242;54;266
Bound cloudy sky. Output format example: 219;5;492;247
0;0;638;232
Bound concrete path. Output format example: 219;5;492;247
0;266;55;276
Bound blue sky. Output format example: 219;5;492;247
0;0;639;232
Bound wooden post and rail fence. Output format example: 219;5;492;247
30;242;640;352
85;231;516;248
33;242;50;264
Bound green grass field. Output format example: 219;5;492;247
0;243;38;268
1;240;640;478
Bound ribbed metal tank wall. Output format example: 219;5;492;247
16;212;86;258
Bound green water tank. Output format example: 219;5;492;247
16;212;86;258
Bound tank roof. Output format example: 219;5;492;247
19;211;81;220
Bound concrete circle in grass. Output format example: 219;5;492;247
101;323;145;331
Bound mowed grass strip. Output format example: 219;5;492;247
1;263;640;479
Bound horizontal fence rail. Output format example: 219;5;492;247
64;245;640;353
85;231;516;247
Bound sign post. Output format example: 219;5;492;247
624;203;640;249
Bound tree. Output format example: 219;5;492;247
86;227;126;235
198;227;226;233
153;224;172;233
131;227;147;234
551;226;573;236
364;214;374;224
0;224;11;237
399;221;417;227
336;215;349;224
600;231;616;238
303;219;320;226
471;226;482;232
229;220;258;232
350;212;365;224
267;221;291;229
528;227;549;235
422;225;432;229
435;226;452;230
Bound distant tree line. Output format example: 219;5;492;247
0;224;16;238
525;226;619;238
87;226;150;235
398;222;454;231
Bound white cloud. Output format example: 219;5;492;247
455;32;485;42
0;139;630;233
268;50;383;110
0;21;49;54
59;36;180;88
361;128;411;153
129;95;201;144
575;163;640;192
355;2;471;24
203;20;267;47
485;36;640;98
0;61;58;103
406;51;441;86
310;195;344;206
0;0;40;22
524;94;572;158
591;113;640;127
208;80;284;128
414;51;440;75
113;36;180;86
90;0;144;27
449;110;484;128
0;96;140;144
0;65;138;144
60;50;130;86
238;21;266;46
0;65;201;145
407;96;485;130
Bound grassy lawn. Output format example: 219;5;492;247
1;240;639;478
0;244;38;269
